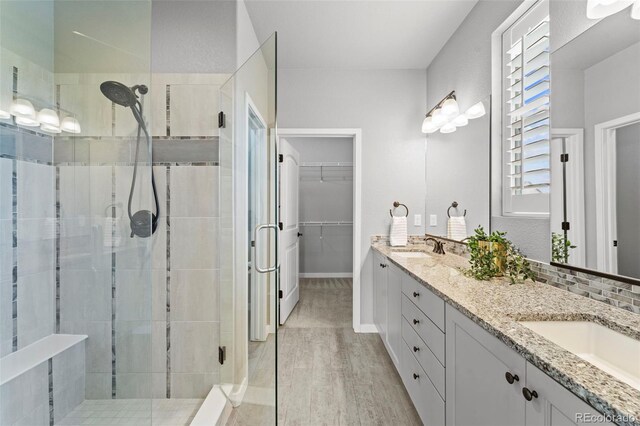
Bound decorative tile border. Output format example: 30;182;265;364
165;166;171;399
530;260;640;314
110;166;117;399
55;167;60;334
48;358;54;426
11;159;17;352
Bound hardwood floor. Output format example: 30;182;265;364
227;278;420;425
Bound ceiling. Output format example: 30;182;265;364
244;0;478;69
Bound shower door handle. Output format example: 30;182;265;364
254;224;279;273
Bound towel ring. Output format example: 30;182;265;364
389;201;409;217
447;201;466;218
104;203;124;219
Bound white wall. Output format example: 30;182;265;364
278;68;426;326
236;0;260;69
152;0;237;73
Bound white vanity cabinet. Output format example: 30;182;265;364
524;362;614;426
373;251;388;342
446;304;613;426
446;304;526;426
373;250;614;426
386;262;403;368
373;252;402;369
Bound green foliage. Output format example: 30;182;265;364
551;232;576;264
464;226;498;280
464;226;536;284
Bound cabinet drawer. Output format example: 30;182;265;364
402;274;445;331
402;342;445;426
402;295;445;365
402;319;445;399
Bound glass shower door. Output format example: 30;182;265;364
219;33;278;424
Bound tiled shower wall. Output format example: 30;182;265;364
57;159;220;399
0;134;55;357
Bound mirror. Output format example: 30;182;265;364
550;8;640;280
425;96;491;241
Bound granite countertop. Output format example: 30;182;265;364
372;241;640;426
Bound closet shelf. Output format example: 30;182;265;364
299;221;353;226
300;162;353;167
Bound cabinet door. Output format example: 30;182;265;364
386;263;402;368
373;252;388;340
446;304;526;426
524;363;615;426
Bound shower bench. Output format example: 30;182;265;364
0;334;87;425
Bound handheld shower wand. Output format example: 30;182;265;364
100;81;160;238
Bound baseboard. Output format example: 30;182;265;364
299;273;353;278
357;323;378;333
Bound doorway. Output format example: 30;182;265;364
277;129;363;331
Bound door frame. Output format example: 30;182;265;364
246;92;270;341
594;112;640;273
551;128;586;267
277;128;364;332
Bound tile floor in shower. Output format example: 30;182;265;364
55;398;204;426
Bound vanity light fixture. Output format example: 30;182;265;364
60;116;82;134
632;0;640;19
421;91;485;135
586;0;638;19
440;122;457;134
465;101;486;119
452;114;469;127
10;98;37;120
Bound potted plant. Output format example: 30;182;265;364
551;232;576;264
464;226;536;284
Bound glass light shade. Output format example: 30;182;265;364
465;101;486;119
452;113;469;127
15;116;40;127
37;108;60;127
586;0;633;18
421;116;439;134
61;117;82;134
10;99;36;120
0;110;10;119
632;0;640;19
432;108;447;126
440;122;456;134
441;97;460;117
40;123;62;134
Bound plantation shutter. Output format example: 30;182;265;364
502;0;550;215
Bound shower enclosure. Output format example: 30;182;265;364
0;1;277;425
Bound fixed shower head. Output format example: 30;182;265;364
100;81;146;107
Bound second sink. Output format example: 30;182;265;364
519;320;640;391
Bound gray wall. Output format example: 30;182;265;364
425;106;491;238
279;68;426;325
151;0;237;73
583;42;640;268
289;137;353;275
616;123;640;278
424;0;553;260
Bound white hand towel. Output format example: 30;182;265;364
447;216;467;241
390;216;408;247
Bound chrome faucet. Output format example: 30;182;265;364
425;237;446;255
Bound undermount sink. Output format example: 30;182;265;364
519;321;640;390
391;251;430;259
